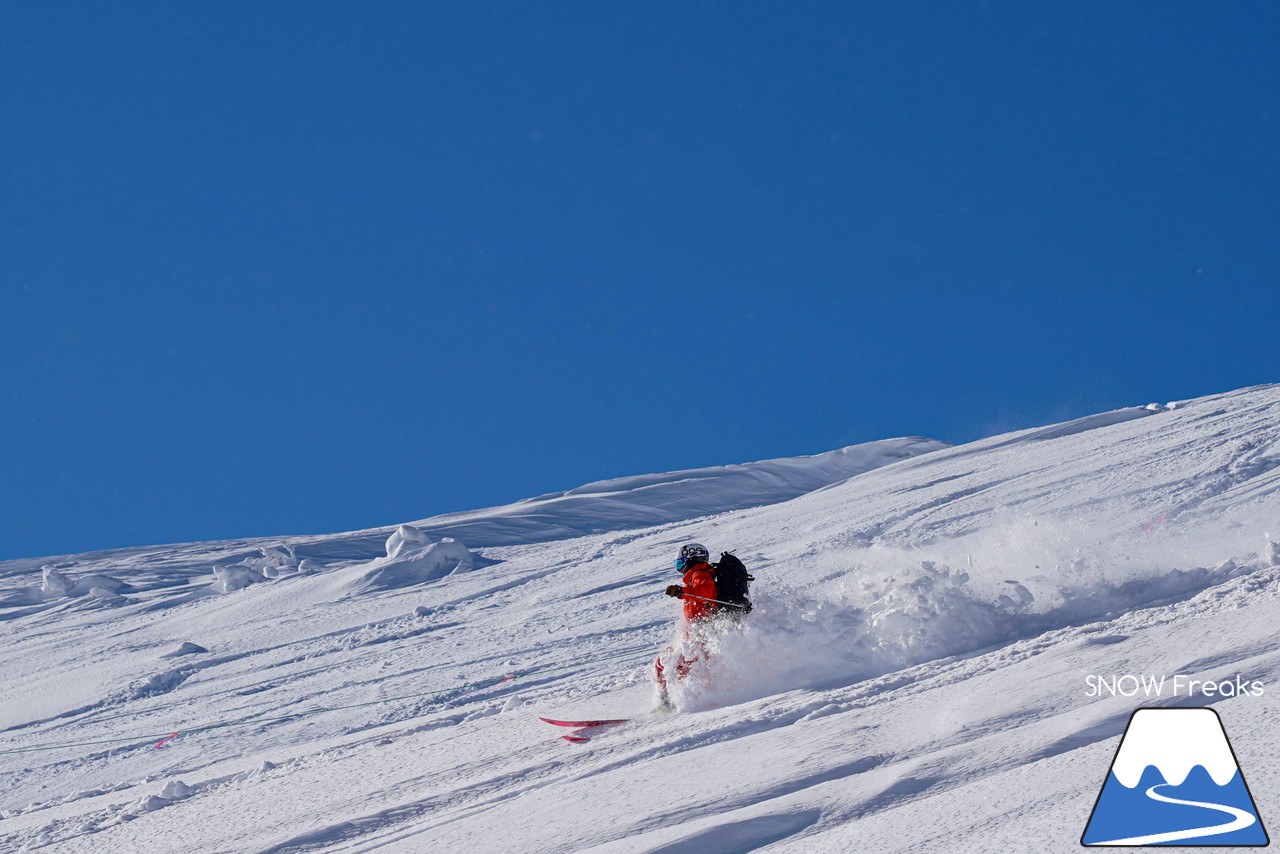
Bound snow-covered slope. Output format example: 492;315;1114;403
428;435;946;545
1;387;1278;853
0;435;945;600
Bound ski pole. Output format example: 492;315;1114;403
678;593;750;611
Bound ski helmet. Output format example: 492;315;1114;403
678;543;709;567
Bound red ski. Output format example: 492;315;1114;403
538;717;629;728
539;717;629;743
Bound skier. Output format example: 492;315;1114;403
652;543;719;710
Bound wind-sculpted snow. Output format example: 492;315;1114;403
0;436;944;615
1;385;1279;853
211;564;267;594
340;526;475;592
375;435;949;549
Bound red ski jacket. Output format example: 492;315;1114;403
680;562;719;622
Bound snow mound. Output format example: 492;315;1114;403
72;575;125;595
210;565;266;594
162;642;209;658
106;667;196;705
344;526;475;592
137;795;171;813
385;524;431;560
243;544;300;578
38;567;126;599
206;546;310;593
40;567;71;597
158;780;194;801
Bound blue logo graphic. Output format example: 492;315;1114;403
1082;708;1269;846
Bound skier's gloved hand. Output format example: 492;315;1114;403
664;585;683;598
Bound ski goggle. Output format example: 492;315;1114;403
675;558;690;572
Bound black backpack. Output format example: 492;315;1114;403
713;552;753;614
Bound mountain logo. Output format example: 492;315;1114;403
1082;707;1269;846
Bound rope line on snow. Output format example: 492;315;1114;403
0;646;653;757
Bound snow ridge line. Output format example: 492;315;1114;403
0;647;652;757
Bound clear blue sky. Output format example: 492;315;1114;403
3;3;1278;560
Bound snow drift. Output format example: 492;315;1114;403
344;525;475;592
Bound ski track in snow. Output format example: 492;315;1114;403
0;386;1278;852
